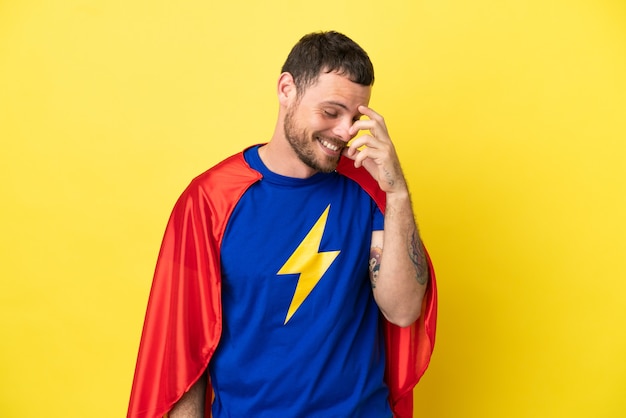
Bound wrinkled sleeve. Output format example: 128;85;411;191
127;183;222;418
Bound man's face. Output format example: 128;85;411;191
283;71;371;173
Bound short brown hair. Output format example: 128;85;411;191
281;31;375;95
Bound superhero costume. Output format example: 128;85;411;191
211;146;389;417
127;146;438;418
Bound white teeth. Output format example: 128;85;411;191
321;139;339;151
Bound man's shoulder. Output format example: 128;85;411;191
190;148;262;189
173;148;262;209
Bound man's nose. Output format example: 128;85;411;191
332;118;354;142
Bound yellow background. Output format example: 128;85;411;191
1;0;625;417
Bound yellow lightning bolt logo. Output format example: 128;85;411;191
278;204;340;324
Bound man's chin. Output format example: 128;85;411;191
318;157;340;173
296;149;340;173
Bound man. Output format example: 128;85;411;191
128;31;437;418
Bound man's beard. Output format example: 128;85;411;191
283;106;341;174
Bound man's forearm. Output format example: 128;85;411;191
373;191;428;327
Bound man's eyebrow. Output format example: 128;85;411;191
321;100;349;110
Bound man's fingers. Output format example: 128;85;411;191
348;134;373;150
353;147;371;168
342;145;358;160
349;119;376;136
358;105;383;121
350;106;389;139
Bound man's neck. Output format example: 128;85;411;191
257;140;318;179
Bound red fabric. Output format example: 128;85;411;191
128;152;437;418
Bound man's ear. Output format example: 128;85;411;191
277;72;297;106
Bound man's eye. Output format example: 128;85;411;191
323;111;338;118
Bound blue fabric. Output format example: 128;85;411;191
209;146;389;417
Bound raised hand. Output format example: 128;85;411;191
343;105;408;195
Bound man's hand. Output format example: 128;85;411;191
343;105;408;195
344;105;428;327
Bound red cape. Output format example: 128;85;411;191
128;152;437;418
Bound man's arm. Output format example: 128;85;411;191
166;372;207;418
345;105;428;327
369;200;428;327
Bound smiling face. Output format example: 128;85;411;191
283;71;371;173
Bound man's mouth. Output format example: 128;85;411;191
316;136;345;153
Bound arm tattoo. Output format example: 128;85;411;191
383;168;395;186
409;229;429;285
369;246;383;289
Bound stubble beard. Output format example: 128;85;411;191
283;105;341;174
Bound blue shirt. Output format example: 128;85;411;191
209;146;390;417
